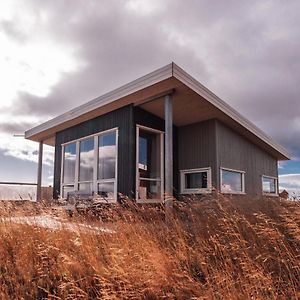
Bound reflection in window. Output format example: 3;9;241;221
139;131;161;179
79;182;93;193
79;138;94;182
221;169;244;193
61;129;118;200
180;168;211;194
63;143;76;184
138;180;161;200
137;127;163;202
98;182;114;200
139;137;148;170
62;185;74;198
98;132;116;180
262;176;277;194
186;172;207;189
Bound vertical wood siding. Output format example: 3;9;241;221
53;104;278;199
177;120;218;189
216;120;278;195
53;105;135;198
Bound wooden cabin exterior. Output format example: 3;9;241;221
25;63;290;202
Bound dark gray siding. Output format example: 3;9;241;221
53;104;278;199
53;105;135;198
177;120;218;189
177;119;278;196
215;120;278;195
134;107;165;132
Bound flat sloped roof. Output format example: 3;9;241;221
25;62;290;160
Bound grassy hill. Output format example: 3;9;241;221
0;195;299;299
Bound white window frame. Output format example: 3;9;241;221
220;167;246;194
78;137;95;194
61;144;76;186
262;175;278;196
60;127;118;202
136;125;164;203
180;167;212;194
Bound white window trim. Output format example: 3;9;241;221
136;124;164;203
220;167;246;194
60;127;118;202
262;175;278;196
180;167;212;194
96;130;119;203
60;142;77;197
61;127;118;146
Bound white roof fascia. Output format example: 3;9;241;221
172;63;290;160
25;63;173;139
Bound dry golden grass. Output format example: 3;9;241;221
0;195;299;299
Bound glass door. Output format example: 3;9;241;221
136;125;164;202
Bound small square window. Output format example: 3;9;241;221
185;172;208;189
221;168;245;194
262;176;278;195
180;168;211;194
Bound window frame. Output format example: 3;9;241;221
180;167;212;194
220;167;246;194
61;142;77;186
60;127;118;202
136;124;164;203
78;136;95;194
262;175;278;196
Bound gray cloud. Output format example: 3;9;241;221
0;121;34;135
4;0;300;159
279;174;300;197
1;20;28;42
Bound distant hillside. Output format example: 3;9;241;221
0;195;299;299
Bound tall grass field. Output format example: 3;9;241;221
0;195;299;299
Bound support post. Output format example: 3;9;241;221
164;94;173;213
36;141;43;202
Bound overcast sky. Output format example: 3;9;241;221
0;0;299;194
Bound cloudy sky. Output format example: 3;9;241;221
0;0;299;194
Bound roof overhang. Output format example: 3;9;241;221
25;62;290;160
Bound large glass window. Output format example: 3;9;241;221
180;168;211;194
98;132;116;180
221;168;245;193
63;143;76;184
61;129;118;201
98;182;115;200
262;176;278;195
79;137;94;182
136;126;163;202
62;185;74;198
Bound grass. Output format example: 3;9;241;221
0;195;299;299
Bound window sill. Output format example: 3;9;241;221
136;199;164;204
221;191;246;195
181;189;212;195
262;193;278;197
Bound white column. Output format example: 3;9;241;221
164;94;173;210
36;141;43;201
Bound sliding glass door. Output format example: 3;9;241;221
136;125;164;202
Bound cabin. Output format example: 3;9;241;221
25;63;290;202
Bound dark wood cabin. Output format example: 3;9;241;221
25;63;290;202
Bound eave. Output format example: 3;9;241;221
25;62;290;160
